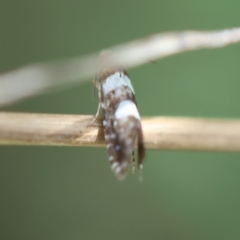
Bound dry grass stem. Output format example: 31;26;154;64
1;112;240;152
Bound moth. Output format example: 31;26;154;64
94;68;145;180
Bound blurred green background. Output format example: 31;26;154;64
1;1;240;239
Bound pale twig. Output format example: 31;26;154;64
1;28;240;107
1;112;240;152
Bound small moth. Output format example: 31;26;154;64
94;68;145;180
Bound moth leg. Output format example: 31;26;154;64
137;151;144;182
95;102;102;117
131;151;136;174
137;131;144;182
89;103;102;127
138;171;143;182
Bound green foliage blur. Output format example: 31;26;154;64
1;1;240;239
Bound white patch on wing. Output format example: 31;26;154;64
122;162;128;168
115;100;140;120
126;138;132;145
115;166;121;174
105;135;110;140
102;72;135;95
106;143;112;149
110;133;116;139
111;162;118;170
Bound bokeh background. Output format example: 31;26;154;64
1;1;240;239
